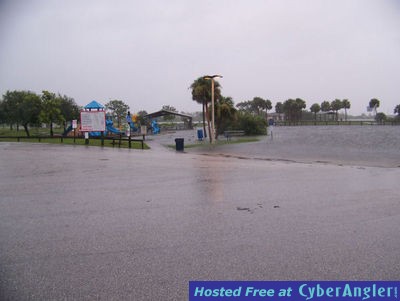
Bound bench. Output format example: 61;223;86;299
224;130;245;141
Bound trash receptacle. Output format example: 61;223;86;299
197;129;203;141
175;138;184;151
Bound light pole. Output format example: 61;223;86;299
203;74;222;144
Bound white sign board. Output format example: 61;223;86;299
80;111;106;132
72;119;78;129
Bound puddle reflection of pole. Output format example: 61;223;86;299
194;159;224;203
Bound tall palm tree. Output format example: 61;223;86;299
215;96;237;138
190;77;221;142
369;98;380;115
342;99;351;121
320;101;331;121
330;99;343;121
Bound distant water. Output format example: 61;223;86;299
266;126;399;151
189;126;400;167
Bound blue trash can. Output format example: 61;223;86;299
197;129;204;141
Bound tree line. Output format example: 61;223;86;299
190;76;400;140
0;90;80;137
0;90;145;137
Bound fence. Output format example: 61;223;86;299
0;135;146;149
275;120;400;126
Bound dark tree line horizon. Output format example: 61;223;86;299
2;87;400;137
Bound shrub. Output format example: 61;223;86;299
235;112;267;135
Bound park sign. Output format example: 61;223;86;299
80;111;106;132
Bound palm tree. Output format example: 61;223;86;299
215;96;237;138
369;98;380;115
295;98;306;121
190;77;221;142
394;104;400;116
320;101;331;121
342;99;351;121
330;99;343;121
310;103;321;121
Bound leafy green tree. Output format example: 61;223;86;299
105;100;129;128
1;90;20;129
137;110;148;126
236;112;266;135
59;94;80;131
1;90;42;136
375;112;386;124
40;90;64;137
342;99;351;121
190;76;222;142
331;99;343;121
215;96;237;138
369;98;380;114
275;102;284;114
310;103;321;120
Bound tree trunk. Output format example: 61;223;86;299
23;124;30;137
202;102;207;138
50;122;54;137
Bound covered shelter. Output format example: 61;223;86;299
145;110;193;129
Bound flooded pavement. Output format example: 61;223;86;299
0;127;399;300
150;126;400;168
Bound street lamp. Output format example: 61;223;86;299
203;74;223;144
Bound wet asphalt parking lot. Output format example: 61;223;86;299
1;126;399;300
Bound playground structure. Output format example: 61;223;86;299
62;101;188;138
151;119;160;134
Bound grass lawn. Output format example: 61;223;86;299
168;136;260;149
0;136;149;150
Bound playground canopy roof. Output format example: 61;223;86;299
84;100;104;110
145;110;192;120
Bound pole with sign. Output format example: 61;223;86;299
72;119;77;143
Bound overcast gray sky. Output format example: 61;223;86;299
1;0;399;115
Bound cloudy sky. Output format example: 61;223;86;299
1;0;399;115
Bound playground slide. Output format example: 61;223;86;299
107;125;123;134
152;120;160;134
89;131;102;137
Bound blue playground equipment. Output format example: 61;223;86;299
106;117;123;134
129;122;139;132
151;119;160;134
